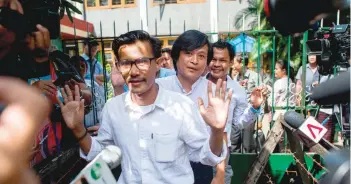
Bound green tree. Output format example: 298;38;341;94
234;0;303;71
59;0;83;22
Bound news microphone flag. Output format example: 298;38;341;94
294;116;328;147
284;111;328;147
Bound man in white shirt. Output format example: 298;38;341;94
205;39;252;184
57;30;231;184
156;30;265;184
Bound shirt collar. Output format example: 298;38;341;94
124;85;166;111
82;53;97;62
175;75;204;94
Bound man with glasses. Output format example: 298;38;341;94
58;30;231;184
111;37;175;96
156;30;265;184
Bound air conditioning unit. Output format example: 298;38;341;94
153;0;165;4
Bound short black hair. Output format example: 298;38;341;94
112;30;161;60
151;37;163;59
212;39;235;61
171;30;212;70
236;55;249;66
83;38;99;46
276;60;295;81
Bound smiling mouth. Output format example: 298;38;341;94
187;67;197;71
211;68;222;72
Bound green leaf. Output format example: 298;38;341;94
66;7;73;23
70;0;84;3
63;0;82;14
59;7;65;19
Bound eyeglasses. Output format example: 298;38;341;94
116;57;155;73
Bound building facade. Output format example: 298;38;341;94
84;0;251;37
81;0;252;59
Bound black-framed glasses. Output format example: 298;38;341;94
116;57;155;73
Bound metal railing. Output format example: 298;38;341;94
59;22;340;152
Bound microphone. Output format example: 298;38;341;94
320;149;350;184
70;145;122;184
284;111;328;147
310;71;350;105
264;0;350;35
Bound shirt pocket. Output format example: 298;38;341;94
153;133;177;163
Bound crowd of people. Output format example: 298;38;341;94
0;0;343;183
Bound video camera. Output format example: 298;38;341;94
306;24;350;75
49;50;84;87
0;0;60;40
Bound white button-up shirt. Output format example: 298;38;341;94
156;75;258;147
80;87;226;184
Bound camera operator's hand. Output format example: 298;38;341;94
0;0;23;60
27;24;50;63
32;80;56;97
0;77;51;184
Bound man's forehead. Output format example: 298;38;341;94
189;44;208;53
118;41;153;59
213;47;229;57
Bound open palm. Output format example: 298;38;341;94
57;85;85;130
250;87;267;109
198;79;232;131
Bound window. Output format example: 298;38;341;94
103;41;113;50
87;0;96;7
105;52;112;61
165;0;177;3
167;39;175;46
152;0;205;5
86;0;136;9
104;51;114;63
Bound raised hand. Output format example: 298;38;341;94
250;87;267;109
57;85;85;132
198;79;233;131
0;77;50;184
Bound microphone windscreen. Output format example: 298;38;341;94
100;145;122;169
284;111;305;129
311;71;350;105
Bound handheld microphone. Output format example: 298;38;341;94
310;71;350;105
70;145;122;184
284;111;328;147
320;149;350;184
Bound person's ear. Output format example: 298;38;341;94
155;57;163;71
229;59;234;67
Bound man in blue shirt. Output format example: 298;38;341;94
81;39;110;86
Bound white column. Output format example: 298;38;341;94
209;0;218;41
140;0;148;31
337;10;340;25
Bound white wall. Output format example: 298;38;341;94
85;0;251;37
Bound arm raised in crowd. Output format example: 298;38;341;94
0;77;51;184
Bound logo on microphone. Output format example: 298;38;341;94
91;162;102;180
